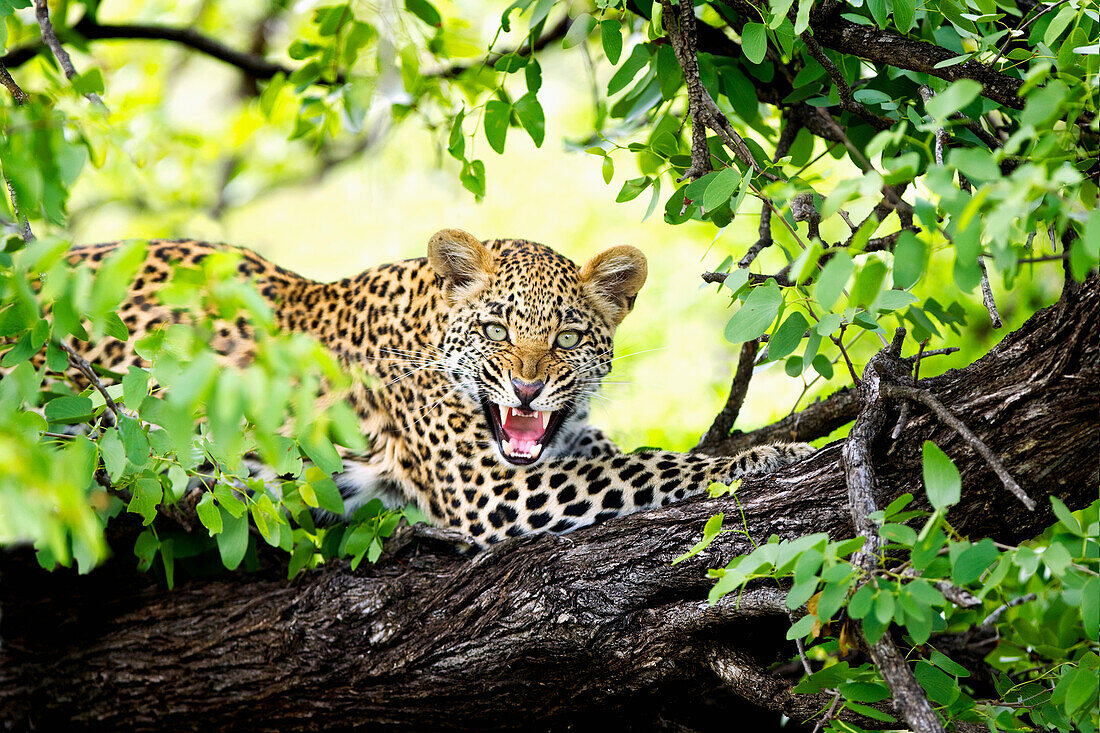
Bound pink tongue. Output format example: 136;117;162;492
503;411;546;442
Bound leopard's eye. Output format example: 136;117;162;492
555;330;581;349
483;323;508;342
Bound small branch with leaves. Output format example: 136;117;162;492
33;0;107;110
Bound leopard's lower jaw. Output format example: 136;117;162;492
484;401;567;466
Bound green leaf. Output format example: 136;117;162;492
741;23;767;64
483;100;511;155
949;148;1000;183
921;441;960;510
45;395;94;424
673;512;724;564
562;13;596;48
133;528;158;572
118;415;151;468
73;68;106;95
786;613;815;640
513;93;545;147
849;257;888;309
893;0;915;32
840;681;891;703
844;701;896;723
814;252;853;310
607;44;650;96
122;367;150;408
702;168;741;212
460;159;486;198
848;583;874;619
216;507;249;570
311;477;346;515
405;0;442;27
601;20;623;64
925;79;982;121
99;428;127;481
128;476;162;526
929;650;970;678
196;492;223;536
951;538;998;585
724;280;783;343
1083;577;1099;642
616;176;652;203
881;522;917;546
1043;4;1077;47
103;312;129;341
447;108;466;160
1065;664;1100;715
768;312;809;361
914;660;959;705
1050;496;1083;536
866;0;887;27
811;354;834;379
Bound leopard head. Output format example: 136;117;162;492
428;228;647;466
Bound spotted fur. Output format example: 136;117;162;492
42;230;813;543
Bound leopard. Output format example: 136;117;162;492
45;229;814;544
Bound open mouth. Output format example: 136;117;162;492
482;402;567;465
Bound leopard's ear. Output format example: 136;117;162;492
428;229;495;303
579;245;648;326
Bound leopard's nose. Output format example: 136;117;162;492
511;378;545;407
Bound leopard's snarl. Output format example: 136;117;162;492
23;229;814;544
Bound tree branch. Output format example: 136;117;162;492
33;1;107;110
696;340;759;451
882;383;1033;510
842;331;944;733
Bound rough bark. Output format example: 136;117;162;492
1;277;1097;731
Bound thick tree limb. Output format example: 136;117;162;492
1;277;1097;730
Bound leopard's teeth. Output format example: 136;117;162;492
502;438;514;454
529;443;542;459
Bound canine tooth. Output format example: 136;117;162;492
502;439;513;454
530;443;542;459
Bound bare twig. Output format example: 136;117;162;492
919;86;949;166
811;689;843;733
1018;253;1069;263
982;593;1038;627
701;271;794;287
0;62;28;104
791;192;821;242
57;341;122;423
831;333;860;386
801;33;888;131
0;62;34;242
882;383;1035;510
660;0;775;181
698;340;759;451
933;581;981;608
737;210;774;268
978;256;1003;329
5;178;35;243
904;347;959;365
34;1;107;109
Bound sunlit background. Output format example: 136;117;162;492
48;0;1060;451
